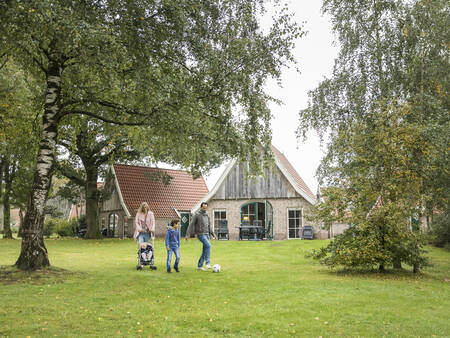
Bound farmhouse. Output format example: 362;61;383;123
99;164;209;238
193;145;317;240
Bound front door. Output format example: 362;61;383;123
180;212;190;237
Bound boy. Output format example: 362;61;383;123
165;219;181;273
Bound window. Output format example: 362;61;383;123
108;213;119;237
241;203;255;224
288;209;302;239
214;210;227;234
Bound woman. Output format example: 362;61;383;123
133;202;155;243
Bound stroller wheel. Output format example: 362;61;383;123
136;265;143;270
150;266;157;270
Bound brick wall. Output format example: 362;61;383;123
208;197;314;240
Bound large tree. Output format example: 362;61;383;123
300;0;448;272
0;60;38;239
57;117;139;239
0;0;302;269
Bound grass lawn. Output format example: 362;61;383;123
0;238;449;337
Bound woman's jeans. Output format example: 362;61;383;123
137;232;150;244
166;247;180;271
197;234;211;267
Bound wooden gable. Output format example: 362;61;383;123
213;162;300;200
100;172;124;213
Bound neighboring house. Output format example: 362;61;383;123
67;182;103;220
46;195;72;219
2;208;21;231
192;145;317;240
99;164;209;238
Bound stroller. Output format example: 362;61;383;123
136;233;157;270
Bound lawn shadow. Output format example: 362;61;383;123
0;265;85;285
312;266;449;282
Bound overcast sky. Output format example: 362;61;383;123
204;2;338;192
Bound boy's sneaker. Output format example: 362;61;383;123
198;267;206;271
205;264;211;269
167;269;171;273
175;267;180;272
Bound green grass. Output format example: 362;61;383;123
0;238;449;337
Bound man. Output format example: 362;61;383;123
186;202;216;270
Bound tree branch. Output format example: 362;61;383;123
55;162;86;187
0;52;9;70
19;45;47;73
60;110;147;126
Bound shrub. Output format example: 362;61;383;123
56;219;74;237
308;204;429;272
77;214;87;230
43;218;57;238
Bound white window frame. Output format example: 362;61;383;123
213;209;227;233
287;208;303;239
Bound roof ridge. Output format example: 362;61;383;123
114;163;198;174
270;144;315;200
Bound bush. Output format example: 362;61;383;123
431;211;450;248
55;219;74;237
77;214;87;230
308;204;429;272
43;218;58;238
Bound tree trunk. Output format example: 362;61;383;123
18;208;24;237
84;166;102;239
0;156;4;233
413;263;419;273
393;257;402;269
2;159;13;239
15;59;62;270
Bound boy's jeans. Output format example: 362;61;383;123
166;247;180;271
197;234;211;267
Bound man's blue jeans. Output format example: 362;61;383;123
166;247;180;271
197;234;211;267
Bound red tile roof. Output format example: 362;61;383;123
271;145;315;200
113;164;209;218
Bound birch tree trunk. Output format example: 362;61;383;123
15;59;62;270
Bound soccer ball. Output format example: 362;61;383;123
212;264;221;273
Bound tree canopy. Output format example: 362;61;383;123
0;0;302;269
301;0;449;272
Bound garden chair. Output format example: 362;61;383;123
217;220;229;240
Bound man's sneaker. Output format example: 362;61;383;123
175;267;180;273
198;267;206;271
205;264;211;269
